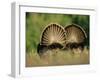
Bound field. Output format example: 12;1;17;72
26;47;89;67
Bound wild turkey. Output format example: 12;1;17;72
37;23;66;56
64;24;87;51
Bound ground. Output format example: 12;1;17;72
26;47;89;67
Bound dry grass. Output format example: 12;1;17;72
26;47;89;67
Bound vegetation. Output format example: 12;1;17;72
26;47;89;67
26;12;89;67
26;12;89;53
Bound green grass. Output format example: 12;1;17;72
26;47;89;67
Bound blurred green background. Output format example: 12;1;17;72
26;12;89;53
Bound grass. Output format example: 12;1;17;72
26;47;89;67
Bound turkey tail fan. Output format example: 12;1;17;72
41;23;66;47
37;23;66;55
41;23;67;48
64;24;87;50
